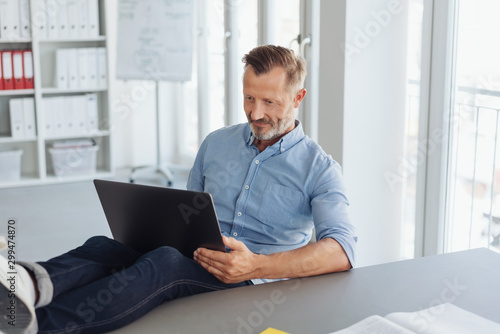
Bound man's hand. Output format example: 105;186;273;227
194;236;262;284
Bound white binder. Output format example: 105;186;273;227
22;98;36;138
74;95;87;135
97;47;107;89
32;0;49;39
57;0;68;39
87;0;100;37
43;98;55;138
77;0;89;37
46;0;59;39
52;97;64;137
0;1;7;40
6;0;21;40
67;48;79;89
9;99;24;138
85;93;99;132
19;0;31;39
66;0;78;38
87;47;98;88
78;48;89;89
63;96;76;136
55;49;68;89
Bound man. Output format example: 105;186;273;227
0;45;356;334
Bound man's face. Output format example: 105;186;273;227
243;66;305;141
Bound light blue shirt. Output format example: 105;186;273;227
187;121;357;273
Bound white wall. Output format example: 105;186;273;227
318;0;409;267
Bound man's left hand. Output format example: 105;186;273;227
194;236;262;284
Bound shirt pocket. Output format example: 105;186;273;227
258;182;305;227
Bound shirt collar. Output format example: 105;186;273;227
245;120;305;153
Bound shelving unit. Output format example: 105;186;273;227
0;0;113;188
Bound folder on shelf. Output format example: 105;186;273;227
19;0;31;39
63;96;76;136
78;48;89;89
32;0;49;39
88;0;100;37
0;1;7;40
74;95;87;135
77;0;89;38
43;98;55;138
46;0;59;39
85;93;99;133
4;0;21;40
12;51;25;89
97;48;107;89
66;0;78;38
22;98;36;138
52;97;64;137
1;51;14;90
57;0;68;39
23;50;34;89
9;98;24;138
67;48;79;89
87;47;98;88
55;48;69;89
0;53;3;90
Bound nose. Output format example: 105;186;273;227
251;101;266;121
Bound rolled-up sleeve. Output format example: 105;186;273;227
311;160;357;267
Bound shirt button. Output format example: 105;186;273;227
281;148;285;152
255;160;260;165
245;185;249;190
237;212;242;216
233;232;238;237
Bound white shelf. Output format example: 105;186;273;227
0;89;35;96
0;0;113;188
41;87;108;95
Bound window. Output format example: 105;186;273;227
444;0;500;252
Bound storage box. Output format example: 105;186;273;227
0;150;23;181
49;145;99;176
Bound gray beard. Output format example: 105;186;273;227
250;115;296;141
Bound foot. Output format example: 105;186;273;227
0;236;36;333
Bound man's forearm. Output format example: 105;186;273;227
254;238;351;280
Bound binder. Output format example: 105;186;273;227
97;48;107;89
66;0;78;38
9;98;24;138
12;51;25;89
55;48;68;89
22;98;36;138
57;0;68;39
88;0;100;37
85;93;99;132
19;0;31;39
77;0;89;38
63;96;75;135
0;1;7;40
78;48;89;89
32;0;49;39
0;52;3;90
87;47;98;88
67;48;79;89
5;0;21;40
43;98;55;138
74;95;87;135
46;0;59;39
53;97;64;136
23;50;34;89
1;51;14;90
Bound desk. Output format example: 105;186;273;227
110;248;500;334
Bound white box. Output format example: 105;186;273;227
49;145;98;176
0;150;23;181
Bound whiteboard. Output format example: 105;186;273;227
116;0;194;81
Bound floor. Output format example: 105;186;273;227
0;167;188;262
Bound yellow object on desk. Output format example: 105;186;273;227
259;328;290;334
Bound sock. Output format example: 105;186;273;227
16;264;36;307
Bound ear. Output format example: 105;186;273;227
293;88;307;108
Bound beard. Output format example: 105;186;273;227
248;108;296;141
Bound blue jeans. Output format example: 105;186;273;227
26;236;249;334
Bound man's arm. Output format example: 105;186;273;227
194;236;351;284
